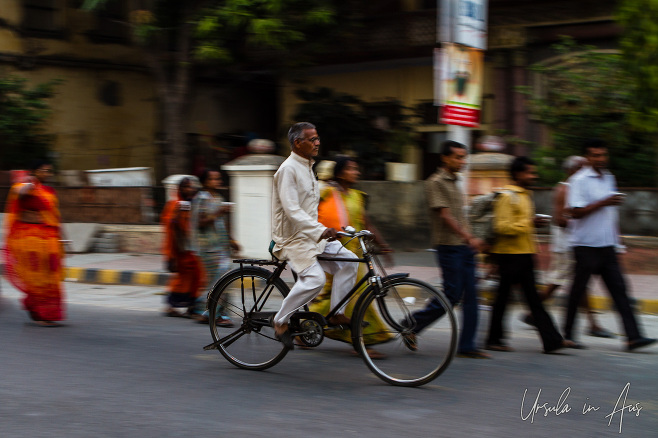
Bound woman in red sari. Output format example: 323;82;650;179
4;161;65;326
161;177;205;317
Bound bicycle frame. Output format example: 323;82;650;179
228;231;409;327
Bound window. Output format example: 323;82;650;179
23;0;62;36
87;1;129;44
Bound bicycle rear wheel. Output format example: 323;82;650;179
353;278;458;387
207;267;290;371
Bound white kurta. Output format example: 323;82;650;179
271;152;358;325
271;152;327;271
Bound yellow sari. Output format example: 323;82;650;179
311;184;392;345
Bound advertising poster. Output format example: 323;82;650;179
439;43;484;128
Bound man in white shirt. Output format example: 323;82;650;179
271;122;358;349
565;139;655;351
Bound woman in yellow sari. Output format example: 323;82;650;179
309;157;393;358
4;161;65;326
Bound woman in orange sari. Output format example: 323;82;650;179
4;161;65;327
161;177;205;317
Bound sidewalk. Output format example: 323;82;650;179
8;249;652;314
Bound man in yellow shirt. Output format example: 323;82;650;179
486;157;574;353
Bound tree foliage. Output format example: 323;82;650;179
518;38;656;187
293;87;416;180
81;0;359;175
618;0;658;134
0;75;58;170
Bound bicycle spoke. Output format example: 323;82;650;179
353;279;457;387
207;267;290;370
219;328;247;349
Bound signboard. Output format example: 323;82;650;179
439;0;488;50
438;43;484;128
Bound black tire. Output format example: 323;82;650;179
352;278;458;387
207;266;290;371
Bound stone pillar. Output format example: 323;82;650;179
222;154;285;259
467;152;515;197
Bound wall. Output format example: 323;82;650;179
358;182;658;249
0;1;157;172
279;60;435;175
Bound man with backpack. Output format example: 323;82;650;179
485;156;575;353
405;140;489;359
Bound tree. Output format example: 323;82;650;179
82;0;353;175
293;87;416;180
0;75;58;170
618;0;658;185
518;38;656;186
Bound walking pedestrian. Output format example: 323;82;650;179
485;157;574;353
405;141;490;358
190;169;239;324
309;156;393;358
520;155;612;338
3;160;66;327
564;139;655;351
161;177;205;318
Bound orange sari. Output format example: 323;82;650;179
3;182;65;321
161;199;204;307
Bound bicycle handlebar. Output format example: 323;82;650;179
336;229;373;239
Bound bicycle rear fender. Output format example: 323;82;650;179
205;266;291;306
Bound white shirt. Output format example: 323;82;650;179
551;182;571;253
271;152;327;271
567;166;619;247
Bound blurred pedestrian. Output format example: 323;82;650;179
190;169;239;324
405;141;490;359
564;140;655;351
521;155;612;338
3;160;65;327
485;157;574;353
161;177;205;318
308;156;393;358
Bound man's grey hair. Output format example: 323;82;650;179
562;155;587;172
288;122;316;148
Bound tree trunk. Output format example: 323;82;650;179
143;6;195;177
162;97;187;175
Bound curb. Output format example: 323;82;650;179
477;290;658;316
2;265;657;314
63;267;170;287
0;264;170;287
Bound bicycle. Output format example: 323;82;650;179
203;228;458;387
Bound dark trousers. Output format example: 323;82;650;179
487;254;563;351
564;246;640;341
411;245;478;352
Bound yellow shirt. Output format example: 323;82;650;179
491;185;537;254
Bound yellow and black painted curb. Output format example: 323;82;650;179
62;267;170;286
478;290;658;316
0;264;169;287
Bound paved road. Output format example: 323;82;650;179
1;279;657;438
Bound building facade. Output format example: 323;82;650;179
278;0;621;179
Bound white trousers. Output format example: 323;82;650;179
273;240;359;325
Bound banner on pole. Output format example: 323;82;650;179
438;43;484;128
439;0;488;50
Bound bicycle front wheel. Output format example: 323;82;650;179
207;267;290;371
353;278;458;387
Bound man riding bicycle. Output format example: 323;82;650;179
271;122;358;349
